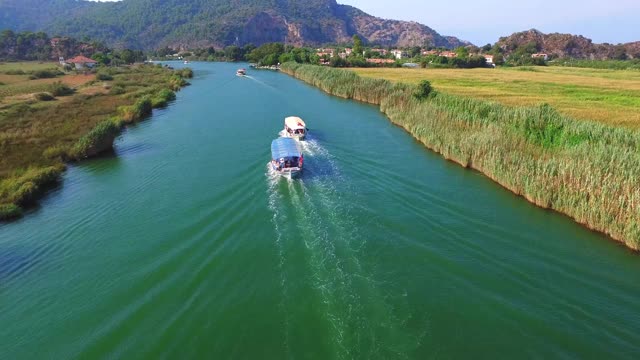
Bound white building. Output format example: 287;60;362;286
391;50;406;59
532;53;549;61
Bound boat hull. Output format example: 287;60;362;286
282;132;306;141
271;164;302;179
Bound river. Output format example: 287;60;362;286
1;62;639;359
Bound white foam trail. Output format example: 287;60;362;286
266;139;422;358
265;164;294;356
299;139;328;158
244;75;279;91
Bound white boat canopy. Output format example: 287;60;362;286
285;116;306;130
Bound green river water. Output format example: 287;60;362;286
1;62;639;359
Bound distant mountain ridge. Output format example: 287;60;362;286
497;29;640;59
0;0;468;50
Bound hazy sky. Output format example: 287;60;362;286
339;0;639;45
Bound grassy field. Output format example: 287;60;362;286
0;61;60;72
0;62;95;99
351;66;640;128
283;63;640;250
0;62;191;219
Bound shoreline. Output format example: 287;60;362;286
280;63;640;251
0;65;192;221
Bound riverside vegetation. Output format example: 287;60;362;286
0;63;192;220
281;62;640;250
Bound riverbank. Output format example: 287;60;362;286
249;64;280;71
0;63;192;220
281;62;640;250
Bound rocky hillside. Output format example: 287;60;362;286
0;30;107;61
497;29;640;59
0;0;466;50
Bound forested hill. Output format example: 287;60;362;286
496;29;640;60
0;0;468;50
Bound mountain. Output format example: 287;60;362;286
496;29;640;60
0;0;467;50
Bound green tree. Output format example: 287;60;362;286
225;46;243;61
493;53;505;65
352;34;363;56
262;53;279;66
247;43;285;64
91;52;109;65
409;46;421;58
117;49;136;64
455;46;469;58
309;53;320;65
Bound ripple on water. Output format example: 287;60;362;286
265;139;425;359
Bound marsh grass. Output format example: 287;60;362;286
0;64;190;219
0;165;64;220
282;62;640;250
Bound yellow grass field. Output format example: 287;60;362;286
0;62;96;101
351;66;640;127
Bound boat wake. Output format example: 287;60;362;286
244;75;279;92
265;140;422;358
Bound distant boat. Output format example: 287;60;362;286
282;116;307;141
236;68;247;76
271;137;304;179
184;60;190;64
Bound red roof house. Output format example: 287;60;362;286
66;55;98;69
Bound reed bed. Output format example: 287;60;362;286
281;62;640;250
0;65;189;220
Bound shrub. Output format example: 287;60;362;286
28;69;63;79
48;81;74;96
109;85;126;95
34;92;54;101
179;68;193;78
151;88;176;108
0;203;22;220
96;72;114;81
0;166;64;205
118;97;152;122
4;69;25;75
43;145;69;160
413;80;433;100
168;74;188;90
70;118;122;159
133;97;152;118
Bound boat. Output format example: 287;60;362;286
271;137;304;179
236;68;247;76
183;60;190;64
283;116;307;141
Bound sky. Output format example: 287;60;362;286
339;0;639;45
